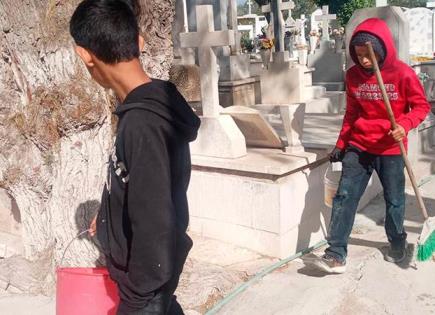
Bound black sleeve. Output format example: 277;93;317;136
123;114;175;299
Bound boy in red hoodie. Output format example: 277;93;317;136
314;18;430;274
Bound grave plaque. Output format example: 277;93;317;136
222;106;283;148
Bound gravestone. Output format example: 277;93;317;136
296;14;308;46
221;106;284;148
307;6;345;91
310;8;323;33
315;5;336;41
405;8;433;58
309;8;322;54
218;0;251;82
346;6;409;66
180;5;247;158
186;0;251;81
260;1;316;103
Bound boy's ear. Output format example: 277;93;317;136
138;35;145;52
74;46;95;67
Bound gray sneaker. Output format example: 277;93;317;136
384;243;407;263
312;254;347;274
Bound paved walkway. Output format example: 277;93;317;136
215;177;435;315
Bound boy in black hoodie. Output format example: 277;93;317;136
70;1;200;314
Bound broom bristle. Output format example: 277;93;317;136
417;230;435;261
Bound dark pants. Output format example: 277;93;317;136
117;288;183;315
115;230;192;315
325;146;407;262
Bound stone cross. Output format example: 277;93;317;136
247;0;253;15
427;1;435;9
262;0;295;52
376;0;388;6
180;5;235;117
296;14;307;45
315;5;336;41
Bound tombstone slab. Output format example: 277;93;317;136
218;54;251;81
405;8;433;58
260;61;314;104
346;6;409;66
307;41;346;91
221;106;283;148
253;103;306;149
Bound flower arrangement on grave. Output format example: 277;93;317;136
285;28;300;38
309;29;319;37
257;36;274;50
331;27;345;40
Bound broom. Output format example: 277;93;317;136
366;42;435;261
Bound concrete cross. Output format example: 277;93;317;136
262;0;295;52
315;5;336;41
376;0;388;7
247;0;253;15
296;14;307;45
180;5;235;117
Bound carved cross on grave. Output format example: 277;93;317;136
315;5;336;41
296;14;307;45
262;0;295;52
180;5;235;117
376;0;388;7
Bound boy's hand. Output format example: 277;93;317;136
89;214;98;237
389;124;406;142
329;147;345;162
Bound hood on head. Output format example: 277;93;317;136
349;18;397;70
114;79;200;142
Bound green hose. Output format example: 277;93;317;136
205;240;327;315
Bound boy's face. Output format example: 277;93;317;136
355;45;380;69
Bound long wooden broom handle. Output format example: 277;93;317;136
365;42;429;219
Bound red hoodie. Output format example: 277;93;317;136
336;18;430;155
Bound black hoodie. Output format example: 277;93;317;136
97;79;200;311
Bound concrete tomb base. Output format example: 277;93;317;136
218;76;261;107
187;148;382;258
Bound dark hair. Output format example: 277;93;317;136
70;0;140;64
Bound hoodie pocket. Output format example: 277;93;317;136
353;117;393;146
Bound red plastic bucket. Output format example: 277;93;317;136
56;267;119;315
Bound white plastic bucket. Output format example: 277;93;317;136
324;162;342;208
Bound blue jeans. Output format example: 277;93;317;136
325;146;407;262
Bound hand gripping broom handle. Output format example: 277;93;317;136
365;42;429;220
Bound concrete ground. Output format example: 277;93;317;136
215;177;435;315
1;177;435;315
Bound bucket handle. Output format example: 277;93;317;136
59;229;91;267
